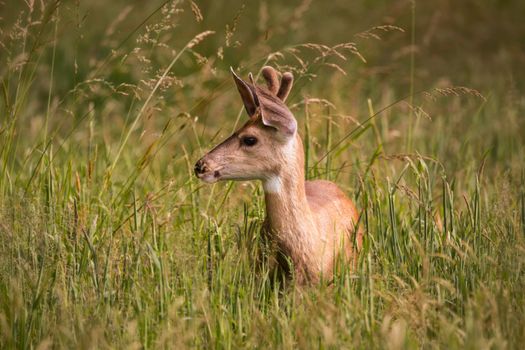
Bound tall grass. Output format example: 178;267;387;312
0;0;524;348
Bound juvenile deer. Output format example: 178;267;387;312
195;67;362;284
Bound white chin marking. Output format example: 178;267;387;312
200;174;219;183
263;176;282;194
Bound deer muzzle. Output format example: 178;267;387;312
194;158;221;183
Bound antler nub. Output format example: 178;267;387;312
277;72;293;102
261;66;280;95
262;66;294;102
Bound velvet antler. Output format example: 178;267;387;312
277;72;293;102
261;66;280;95
261;66;294;102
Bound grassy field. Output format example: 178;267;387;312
1;0;524;348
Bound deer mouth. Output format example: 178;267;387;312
195;169;221;183
198;173;219;183
203;170;222;183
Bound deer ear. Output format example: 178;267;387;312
231;67;258;116
260;103;297;137
277;72;293;101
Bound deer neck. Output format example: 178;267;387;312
262;134;315;242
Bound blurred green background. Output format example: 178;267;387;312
2;0;524;174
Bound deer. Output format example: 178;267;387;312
194;66;362;285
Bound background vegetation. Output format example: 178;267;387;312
0;0;524;348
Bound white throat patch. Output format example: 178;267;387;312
263;136;296;194
263;176;283;193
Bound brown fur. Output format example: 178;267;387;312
195;67;362;284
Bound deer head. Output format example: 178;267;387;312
194;66;299;189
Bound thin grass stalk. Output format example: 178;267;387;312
418;178;424;246
447;180;455;234
521;189;525;238
367;98;382;150
442;176;448;235
325;105;332;180
44;7;59;147
406;0;417;151
367;252;374;331
304;99;311;179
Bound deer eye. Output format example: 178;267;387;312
241;136;258;147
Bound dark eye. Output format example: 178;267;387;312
241;136;258;147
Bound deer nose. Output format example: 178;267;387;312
194;159;207;176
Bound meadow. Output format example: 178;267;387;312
0;0;524;348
